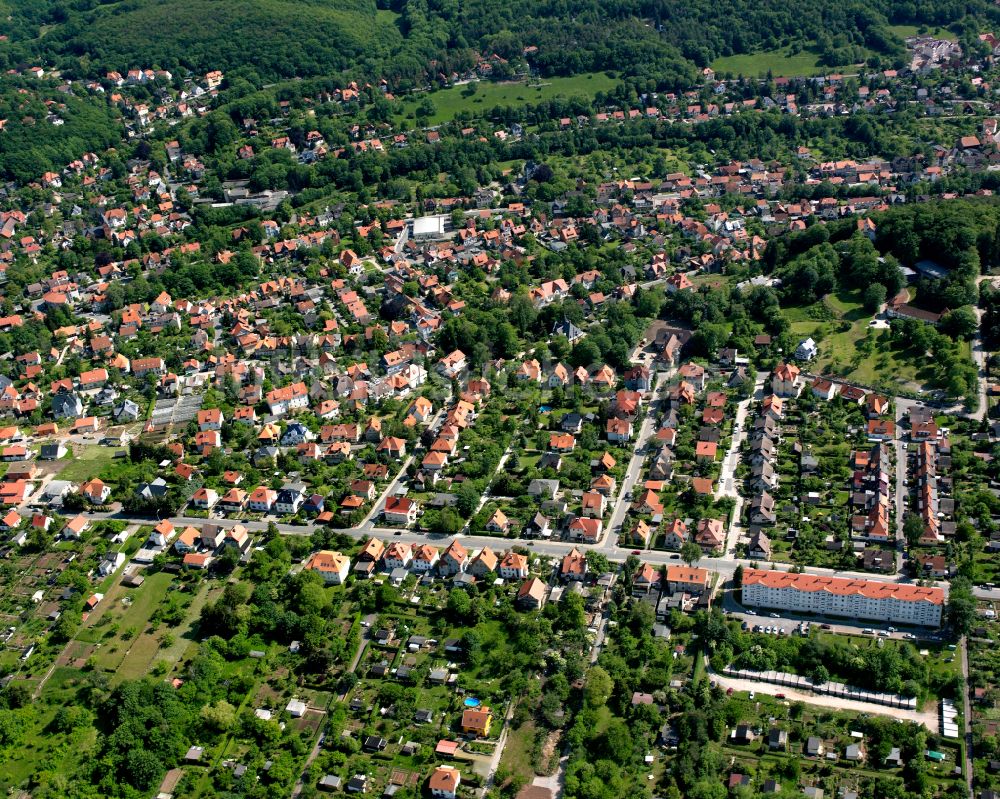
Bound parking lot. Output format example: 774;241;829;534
721;592;942;643
740;615;922;642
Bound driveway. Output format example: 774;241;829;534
532;753;569;799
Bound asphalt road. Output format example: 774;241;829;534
717;372;767;555
74;505;964;599
893;399;909;572
604;369;672;548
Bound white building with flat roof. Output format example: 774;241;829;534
412;215;446;239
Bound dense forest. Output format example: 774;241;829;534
767;197;1000;310
0;0;996;87
0;76;122;181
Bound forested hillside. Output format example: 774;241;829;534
0;75;122;182
0;0;997;86
29;0;407;83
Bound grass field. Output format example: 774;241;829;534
711;48;826;78
399;72;619;125
56;445;121;482
82;571;174;673
500;720;539;782
782;289;962;392
888;24;957;41
155;581;219;671
974;551;1000;584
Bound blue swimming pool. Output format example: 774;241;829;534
538;405;552;413
464;697;481;708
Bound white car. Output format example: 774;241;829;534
768;612;780;618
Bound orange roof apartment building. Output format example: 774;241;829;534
741;568;943;627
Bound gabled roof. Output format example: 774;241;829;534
743;568;943;604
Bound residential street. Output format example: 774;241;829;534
73;506;962;596
971;274;996;421
601;369;671;551
466;442;515;528
359;455;413;529
893;399;910;572
716;371;767;555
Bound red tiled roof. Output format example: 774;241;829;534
743;568;943;604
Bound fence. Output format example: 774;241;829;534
722;665;918;710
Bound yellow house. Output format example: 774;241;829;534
461;706;493;737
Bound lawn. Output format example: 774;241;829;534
711;48;826;78
80;571;174;673
399;72;619;125
973;551;1000;584
56;445;122;482
113;630;168;680
783;289;957;393
111;572;173;631
888;24;957;41
155;580;219;671
499;720;539;782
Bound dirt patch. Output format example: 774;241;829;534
389;769;419;787
254;682;292;714
294;710;325;738
539;730;561;775
158;768;185;794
